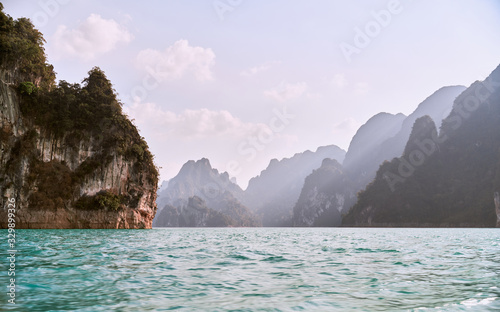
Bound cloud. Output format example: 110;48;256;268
125;101;300;188
136;40;215;82
53;14;133;60
331;74;348;88
264;82;308;102
240;61;280;77
125;102;269;140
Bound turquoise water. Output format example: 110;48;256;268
1;228;499;311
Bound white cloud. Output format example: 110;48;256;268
125;101;300;188
136;40;215;82
331;74;348;88
53;14;133;60
264;81;308;102
125;102;269;140
240;61;280;77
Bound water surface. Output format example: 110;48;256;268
1;228;499;311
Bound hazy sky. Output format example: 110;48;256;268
5;0;500;188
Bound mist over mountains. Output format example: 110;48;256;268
154;66;500;228
343;65;500;227
154;147;346;227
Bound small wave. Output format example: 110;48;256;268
229;254;251;261
262;256;287;262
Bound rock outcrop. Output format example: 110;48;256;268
0;9;158;228
0;71;158;228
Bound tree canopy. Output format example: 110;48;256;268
0;4;55;88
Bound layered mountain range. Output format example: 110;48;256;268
242;145;346;226
154;146;346;227
154;73;500;228
153;158;259;227
290;86;467;227
343;65;500;227
3;5;497;229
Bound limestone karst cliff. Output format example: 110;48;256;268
153;158;259;227
0;6;158;228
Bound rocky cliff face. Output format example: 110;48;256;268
292;159;355;227
0;10;157;228
0;68;158;229
343;64;500;227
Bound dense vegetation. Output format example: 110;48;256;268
0;3;55;88
19;66;158;184
0;5;158;212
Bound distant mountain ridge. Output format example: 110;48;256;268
343;64;500;227
292;85;465;227
242;145;346;226
343;112;406;173
159;158;245;206
344;86;466;189
153;158;259;227
153;81;482;228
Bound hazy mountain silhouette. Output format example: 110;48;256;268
343;64;500;227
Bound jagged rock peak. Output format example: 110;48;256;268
320;158;341;169
178;157;220;176
403;115;437;156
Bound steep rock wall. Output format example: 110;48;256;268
0;68;157;229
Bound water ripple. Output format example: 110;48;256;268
1;228;499;311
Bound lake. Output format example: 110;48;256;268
2;228;499;311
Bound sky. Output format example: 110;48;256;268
4;0;500;188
